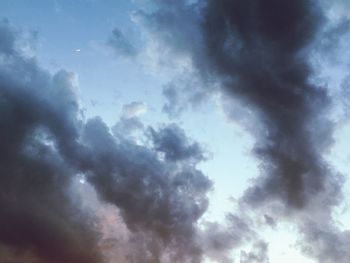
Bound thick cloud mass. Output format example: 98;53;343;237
200;3;350;260
139;0;341;208
149;124;205;162
202;0;338;209
0;20;212;263
3;0;350;261
0;20;102;263
83;119;212;261
200;1;349;261
135;0;350;261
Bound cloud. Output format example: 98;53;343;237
112;101;147;138
0;19;17;55
162;74;210;118
132;0;204;63
82;118;212;261
201;0;337;208
107;28;138;57
4;0;350;261
149;123;206;162
138;0;337;206
279;211;350;263
201;1;348;261
0;19;102;263
135;0;350;261
0;19;216;262
122;101;147;118
132;0;215;118
240;240;269;263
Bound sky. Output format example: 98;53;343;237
1;0;350;262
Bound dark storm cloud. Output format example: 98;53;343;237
141;0;341;208
83;118;212;262
0;20;102;263
137;0;350;261
201;1;347;261
0;19;214;262
202;0;340;209
108;27;138;57
203;0;349;262
149;123;205;162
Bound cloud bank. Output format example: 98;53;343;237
134;0;350;261
0;19;213;263
3;0;350;261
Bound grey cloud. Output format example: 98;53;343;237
201;0;337;209
240;240;269;263
0;18;17;55
200;215;254;263
134;0;215;118
108;28;138;57
113;116;144;136
134;0;205;60
200;2;347;261
298;220;350;263
162;82;185;117
263;214;276;228
199;209;271;263
200;222;236;263
162;75;209;118
149;123;206;162
137;0;350;262
112;102;147;138
0;20;102;263
141;0;339;208
317;19;350;53
0;19;214;263
83;118;212;261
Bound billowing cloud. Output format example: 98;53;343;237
135;0;350;261
0;19;213;262
3;0;350;261
83;118;212;261
200;2;348;261
149;123;205;162
201;0;339;209
0;19;102;263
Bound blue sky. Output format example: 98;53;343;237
1;1;350;263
